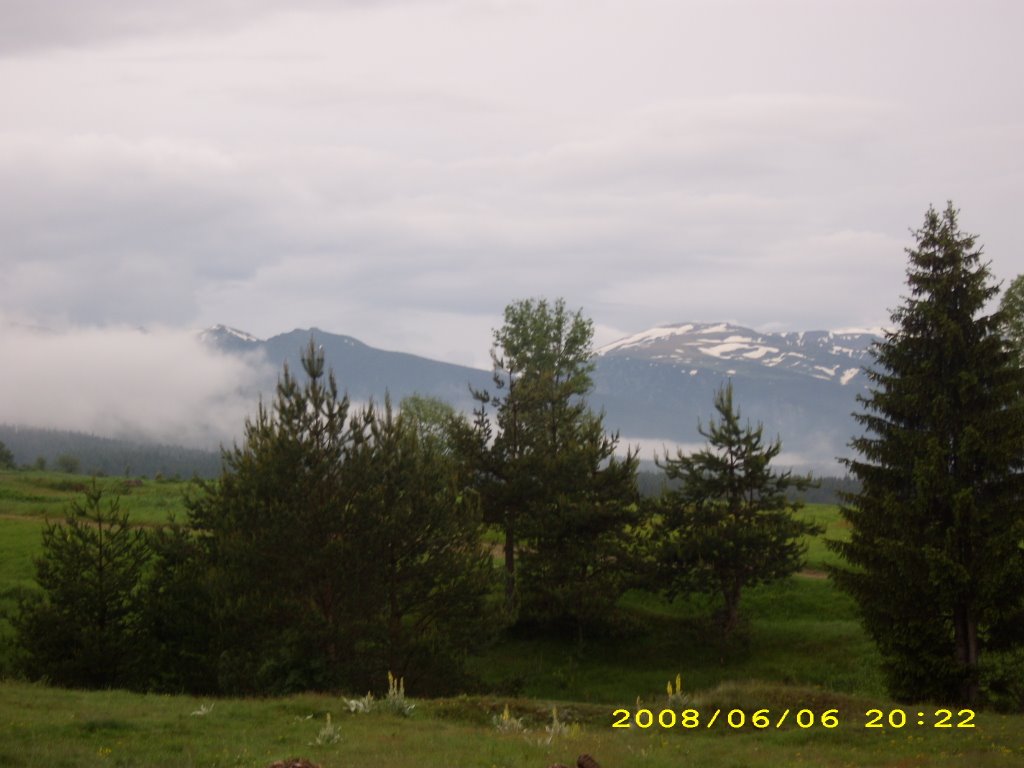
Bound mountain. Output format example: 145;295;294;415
595;322;877;384
201;322;880;473
200;325;494;411
591;322;879;471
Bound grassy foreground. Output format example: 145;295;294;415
2;680;1024;767
2;471;1023;765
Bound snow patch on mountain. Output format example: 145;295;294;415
840;367;861;385
597;321;878;387
200;325;262;344
597;324;693;354
700;342;752;358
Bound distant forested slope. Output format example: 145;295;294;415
636;467;858;504
0;426;221;478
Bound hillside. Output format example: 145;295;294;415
0;425;221;478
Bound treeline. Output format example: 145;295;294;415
0;426;221;479
635;469;859;504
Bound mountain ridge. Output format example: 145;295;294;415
201;321;878;472
595;321;877;386
202;320;881;382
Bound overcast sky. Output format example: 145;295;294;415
2;0;1022;374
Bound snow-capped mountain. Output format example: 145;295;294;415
596;322;878;386
199;324;261;345
592;323;881;470
201;323;882;472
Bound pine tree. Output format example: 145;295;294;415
832;203;1024;706
187;340;496;693
655;383;820;635
138;519;217;693
15;481;151;687
187;337;364;692
516;407;640;630
345;398;498;690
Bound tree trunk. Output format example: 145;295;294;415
388;548;401;676
504;513;518;617
721;583;741;636
953;603;979;706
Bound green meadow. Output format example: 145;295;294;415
1;470;1022;767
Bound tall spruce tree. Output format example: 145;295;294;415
832;203;1024;706
654;383;820;635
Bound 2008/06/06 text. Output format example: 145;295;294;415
611;708;976;730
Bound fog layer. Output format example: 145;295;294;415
0;321;270;448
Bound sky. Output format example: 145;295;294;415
1;0;1022;442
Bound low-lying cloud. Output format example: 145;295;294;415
624;435;843;476
0;320;271;448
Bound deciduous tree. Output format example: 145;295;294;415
470;298;639;628
0;440;13;469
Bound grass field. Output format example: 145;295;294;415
1;470;1022;766
0;470;194;676
2;680;1023;767
0;469;191;526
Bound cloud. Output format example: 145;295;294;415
623;435;841;475
0;319;271;448
0;133;283;327
1;0;1022;370
0;1;264;54
0;1;439;56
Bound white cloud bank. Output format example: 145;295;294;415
0;320;271;448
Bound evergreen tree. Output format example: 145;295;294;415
654;383;820;635
138;519;217;693
998;272;1024;367
187;337;364;692
470;298;639;627
0;440;13;469
188;340;496;693
15;481;151;687
831;203;1024;706
516;408;640;630
345;398;498;690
